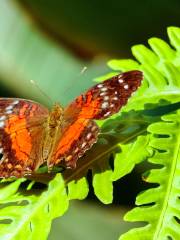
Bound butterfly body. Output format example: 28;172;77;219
40;104;62;169
0;70;143;178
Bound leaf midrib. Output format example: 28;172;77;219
153;119;180;239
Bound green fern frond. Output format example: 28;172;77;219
120;110;180;240
0;26;180;240
112;135;150;181
0;174;68;240
65;27;180;204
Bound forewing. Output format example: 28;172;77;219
50;71;143;169
0;98;49;178
64;70;143;120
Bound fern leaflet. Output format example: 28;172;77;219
120;110;180;240
0;174;68;240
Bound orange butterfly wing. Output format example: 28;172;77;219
50;70;143;169
49;119;99;168
0;98;48;177
0;71;143;176
64;70;143;120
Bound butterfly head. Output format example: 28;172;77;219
49;103;64;127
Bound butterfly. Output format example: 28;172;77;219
0;70;143;178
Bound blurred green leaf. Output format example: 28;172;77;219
49;202;141;240
0;0;107;106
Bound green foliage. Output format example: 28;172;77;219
112;135;150;181
64;111;153;204
0;25;180;240
92;159;113;204
108;26;180;112
67;177;89;200
109;26;180;240
0;174;68;240
120;111;180;240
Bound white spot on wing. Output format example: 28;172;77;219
86;133;92;140
12;100;19;105
6;110;12;114
124;84;129;89
118;79;124;83
0;148;3;154
0;121;5;128
97;84;103;88
104;111;111;117
101;102;109;109
5;105;13;111
0;116;6;121
104;96;109;101
74;148;79;153
82;142;86;148
101;87;108;91
113;97;118;101
100;92;106;96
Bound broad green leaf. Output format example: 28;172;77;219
49;201;129;240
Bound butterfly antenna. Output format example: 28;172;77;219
30;80;53;105
80;66;87;75
30;66;87;104
63;66;88;94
